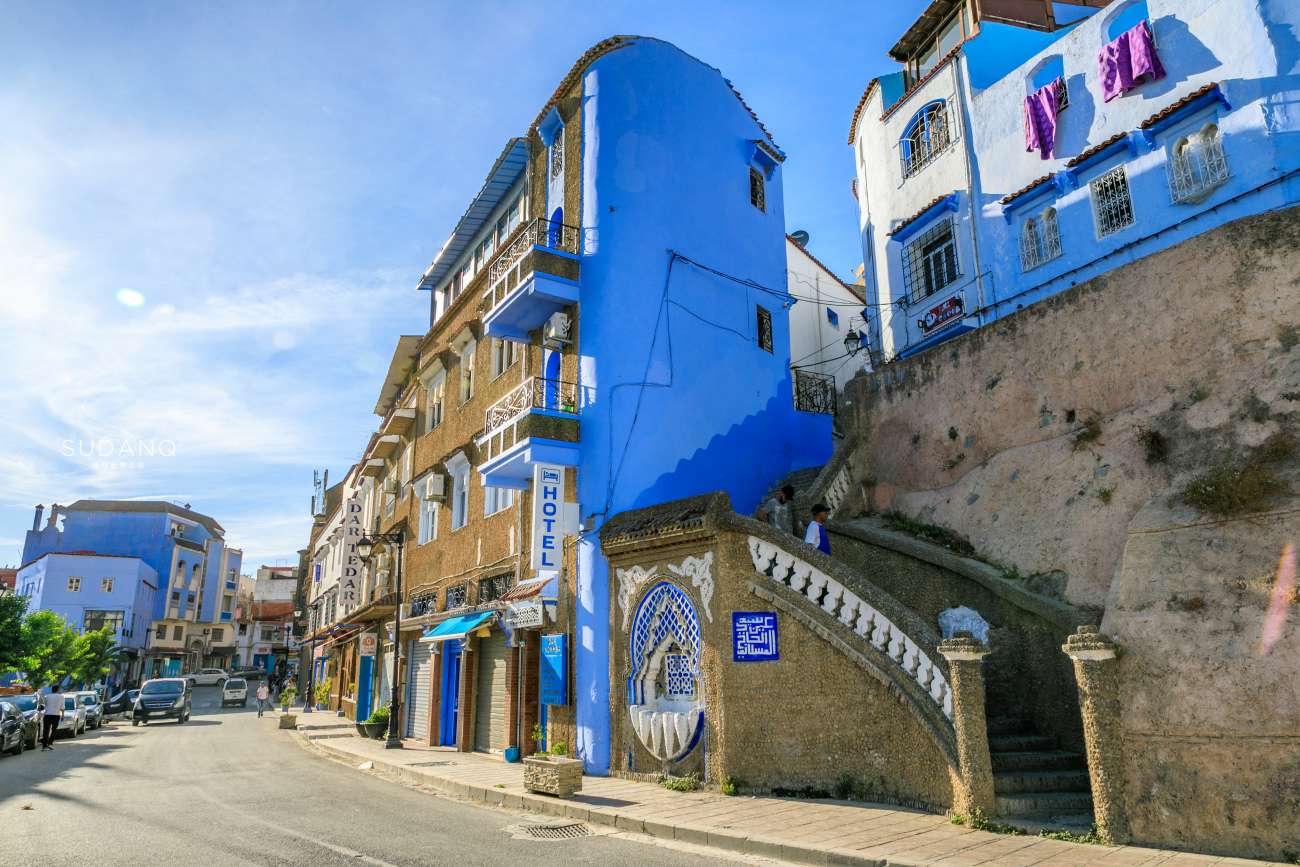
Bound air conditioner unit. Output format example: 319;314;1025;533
543;312;572;348
422;472;446;503
382;477;398;494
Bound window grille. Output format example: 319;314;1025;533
1168;124;1228;204
1090;165;1136;237
550;125;564;182
902;218;960;304
749;167;765;212
1020;208;1063;272
410;593;438;618
793;369;837;414
479;573;513;603
756;305;773;352
901;102;952;179
1055;76;1069;111
445;583;468;610
665;654;695;698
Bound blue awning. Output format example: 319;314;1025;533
419;611;496;644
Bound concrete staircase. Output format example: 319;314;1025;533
987;716;1095;833
754;464;825;515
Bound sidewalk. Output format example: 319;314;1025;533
289;715;1264;867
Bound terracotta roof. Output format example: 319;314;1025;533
1064;131;1128;169
528;36;778;149
786;235;864;301
880;45;964;122
888;193;953;238
851;177;859;202
846;78;880;145
1139;82;1221;129
999;173;1055;205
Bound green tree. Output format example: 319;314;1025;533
0;593;30;676
19;611;84;690
72;628;121;688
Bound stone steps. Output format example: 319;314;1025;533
755;465;826;514
985;716;1094;823
987;732;1059;753
996;791;1095;815
991;749;1087;772
994;767;1092;794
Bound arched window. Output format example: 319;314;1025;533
1106;1;1148;42
1020;207;1062;272
1029;56;1068;110
1168;123;1229;204
900;101;951;179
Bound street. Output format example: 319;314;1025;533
0;687;785;867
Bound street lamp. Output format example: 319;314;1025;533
356;530;404;749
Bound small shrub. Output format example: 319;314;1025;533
1257;432;1294;463
1071;415;1103;451
661;773;702;792
1183;457;1291;516
1281;848;1299;865
1097;488;1113;505
1190;384;1210;403
880;510;976;557
720;775;745;796
950;809;1023;835
1137;427;1169;464
1001;563;1023;582
365;706;389;726
1039;824;1108;844
548;741;569;756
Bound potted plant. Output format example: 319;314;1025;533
278;688;298;729
314;677;331;711
523;741;583;797
357;705;389;739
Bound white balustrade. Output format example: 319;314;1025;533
748;534;952;721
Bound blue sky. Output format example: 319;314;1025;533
0;0;924;571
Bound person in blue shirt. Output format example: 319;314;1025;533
804;503;831;555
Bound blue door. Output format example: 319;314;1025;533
439;642;462;746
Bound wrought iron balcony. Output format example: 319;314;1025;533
484;376;580;436
481;217;581;342
477;375;581;486
793;369;837;415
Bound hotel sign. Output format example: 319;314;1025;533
530;464;565;571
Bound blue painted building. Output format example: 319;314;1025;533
849;0;1300;359
14;552;157;682
405;36;832;773
21;501;244;677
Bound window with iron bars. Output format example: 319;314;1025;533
902;218;960;305
445;583;468;611
900;101;951;179
550;125;564;182
1090;165;1135;238
793;369;837;415
1168;123;1228;204
756;305;773;352
749;167;766;212
478;573;513;603
1020;207;1063;272
409;593;438;618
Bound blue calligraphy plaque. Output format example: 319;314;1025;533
540;633;567;705
732;612;779;661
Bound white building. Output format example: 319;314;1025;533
785;235;868;400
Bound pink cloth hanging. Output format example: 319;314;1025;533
1097;19;1166;102
1024;78;1063;160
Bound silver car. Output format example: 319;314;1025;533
55;695;88;737
70;691;104;729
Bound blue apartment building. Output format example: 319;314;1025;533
849;0;1300;359
21;501;244;677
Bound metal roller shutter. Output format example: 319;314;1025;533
405;639;432;741
473;631;508;752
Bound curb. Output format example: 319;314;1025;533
297;734;907;867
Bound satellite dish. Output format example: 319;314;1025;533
791;230;810;247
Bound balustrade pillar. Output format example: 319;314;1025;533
1063;625;1129;843
937;632;996;816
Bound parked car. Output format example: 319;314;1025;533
55;695;88;738
0;701;29;756
102;689;140;719
132;678;191;725
70;691;104;729
220;678;248;708
2;693;43;749
230;667;267;680
185;668;229;687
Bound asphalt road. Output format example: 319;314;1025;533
0;687;786;867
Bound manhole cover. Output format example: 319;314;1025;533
523;823;590;840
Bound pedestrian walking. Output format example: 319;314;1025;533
757;485;796;535
41;686;65;750
804;503;831;555
255;681;271;717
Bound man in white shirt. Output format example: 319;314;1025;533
41;687;65;750
255;681;271;717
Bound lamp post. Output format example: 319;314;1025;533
356;530;404;749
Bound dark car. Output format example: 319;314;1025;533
0;701;29;756
2;694;43;749
103;689;140;719
131;678;191;726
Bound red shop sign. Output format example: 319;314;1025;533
920;295;964;334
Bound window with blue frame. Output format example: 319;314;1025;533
826;307;839;328
900;101;951;179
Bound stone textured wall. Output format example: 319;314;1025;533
841;206;1300;858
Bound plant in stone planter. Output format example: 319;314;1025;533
357;705;388;739
523;748;583;798
313;678;331;708
531;722;546;754
279;686;297;708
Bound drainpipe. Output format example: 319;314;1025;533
952;59;988;321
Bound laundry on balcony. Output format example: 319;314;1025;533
1097;20;1165;103
1024;77;1063;160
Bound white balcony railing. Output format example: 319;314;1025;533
483;376;580;437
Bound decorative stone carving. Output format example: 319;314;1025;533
616;552;713;628
938;605;990;643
